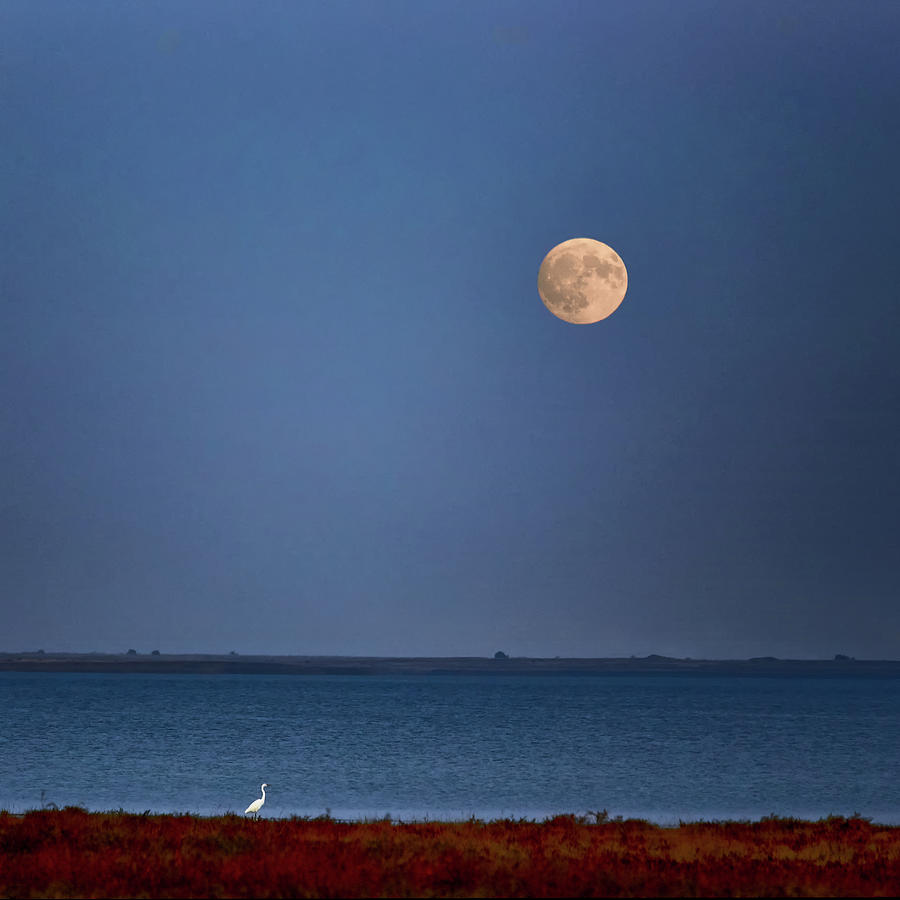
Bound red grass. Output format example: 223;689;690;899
2;809;899;897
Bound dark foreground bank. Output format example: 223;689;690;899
2;651;899;677
2;809;899;898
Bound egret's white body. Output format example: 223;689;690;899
245;783;268;819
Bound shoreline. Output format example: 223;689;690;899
1;651;898;677
5;807;899;827
1;808;895;826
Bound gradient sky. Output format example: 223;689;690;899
3;0;899;658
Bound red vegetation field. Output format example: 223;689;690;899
2;808;899;898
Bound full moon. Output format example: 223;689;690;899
537;238;628;324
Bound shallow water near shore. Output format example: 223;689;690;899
2;671;898;823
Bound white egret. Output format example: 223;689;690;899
244;783;268;819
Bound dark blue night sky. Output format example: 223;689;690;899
3;0;899;657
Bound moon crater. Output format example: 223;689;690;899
537;238;627;324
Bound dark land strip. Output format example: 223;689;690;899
1;652;898;677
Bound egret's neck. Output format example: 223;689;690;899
261;786;266;800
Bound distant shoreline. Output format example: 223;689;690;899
1;652;898;677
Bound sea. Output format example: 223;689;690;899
2;672;898;824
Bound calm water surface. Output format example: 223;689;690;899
1;672;897;823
